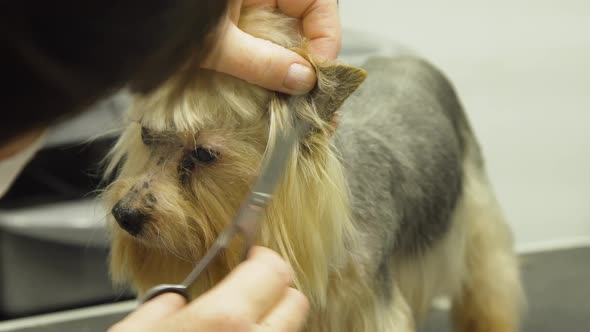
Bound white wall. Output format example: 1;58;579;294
340;0;590;252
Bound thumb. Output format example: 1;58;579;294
202;24;317;95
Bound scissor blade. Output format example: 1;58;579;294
240;96;300;204
180;227;236;287
231;98;302;256
232;109;300;261
250;127;298;198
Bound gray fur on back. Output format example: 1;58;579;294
333;56;471;292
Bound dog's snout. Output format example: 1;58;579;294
112;201;148;236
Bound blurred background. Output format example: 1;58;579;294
0;1;588;331
341;0;590;252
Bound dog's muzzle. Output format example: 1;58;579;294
111;201;149;236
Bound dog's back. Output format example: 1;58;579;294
335;56;523;330
336;56;470;255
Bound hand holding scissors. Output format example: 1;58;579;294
111;247;309;332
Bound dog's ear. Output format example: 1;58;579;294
311;63;367;125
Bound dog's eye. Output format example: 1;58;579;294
192;147;217;163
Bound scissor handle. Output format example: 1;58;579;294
140;284;190;304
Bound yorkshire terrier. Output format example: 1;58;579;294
104;7;524;332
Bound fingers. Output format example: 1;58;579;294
243;0;341;60
256;288;310;332
187;246;294;322
299;0;341;60
204;0;340;94
111;247;309;332
203;24;316;94
109;293;185;331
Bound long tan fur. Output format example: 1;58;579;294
104;6;523;332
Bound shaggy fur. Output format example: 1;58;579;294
104;7;524;331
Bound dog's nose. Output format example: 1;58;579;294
111;201;148;236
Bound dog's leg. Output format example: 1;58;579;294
358;283;415;332
388;284;416;332
450;166;524;332
307;280;415;332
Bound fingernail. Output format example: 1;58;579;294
283;63;316;94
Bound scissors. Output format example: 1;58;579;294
139;97;300;305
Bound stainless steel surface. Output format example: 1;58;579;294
0;232;125;317
0;199;108;247
0;301;134;332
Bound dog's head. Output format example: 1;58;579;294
104;7;366;276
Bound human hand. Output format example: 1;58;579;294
202;0;341;95
109;247;309;332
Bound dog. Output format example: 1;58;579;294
104;6;524;331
